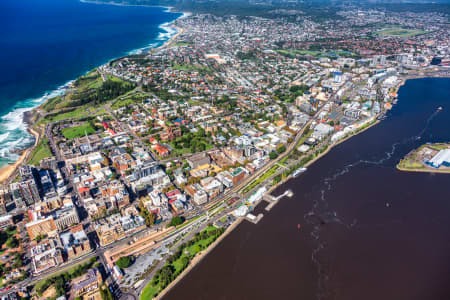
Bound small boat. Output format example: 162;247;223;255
292;167;307;178
438;106;443;111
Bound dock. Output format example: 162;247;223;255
237;188;294;224
245;213;264;224
263;189;293;211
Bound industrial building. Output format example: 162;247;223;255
426;149;450;168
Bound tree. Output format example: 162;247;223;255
169;216;184;227
100;286;114;300
5;226;16;236
139;201;157;226
180;256;190;269
269;151;278;160
35;234;47;243
116;256;133;269
12;253;24;269
277;144;287;154
6;236;19;249
159;265;174;288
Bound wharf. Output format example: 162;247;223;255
245;213;264;224
264;189;293;211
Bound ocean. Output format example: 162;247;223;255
163;78;450;300
0;0;181;168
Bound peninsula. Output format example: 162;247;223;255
397;142;450;173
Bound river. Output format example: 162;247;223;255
162;77;450;300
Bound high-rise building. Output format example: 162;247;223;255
10;178;40;208
132;160;160;180
0;189;10;214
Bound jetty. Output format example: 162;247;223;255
245;213;264;224
264;189;293;211
236;188;294;224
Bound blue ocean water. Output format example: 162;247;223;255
0;0;181;167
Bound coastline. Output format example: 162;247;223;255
396;142;450;174
396;165;450;174
0;5;186;184
0;126;40;183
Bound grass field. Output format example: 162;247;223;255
242;165;279;194
111;92;147;110
42;96;63;112
277;49;358;59
107;75;125;83
61;123;96;139
28;137;52;166
40;102;108;124
168;141;214;157
173;64;211;73
276;49;321;57
375;28;427;37
74;71;103;92
397;156;424;169
427;143;449;151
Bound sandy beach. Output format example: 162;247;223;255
0;10;186;185
0;126;40;183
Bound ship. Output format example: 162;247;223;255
292;167;307;178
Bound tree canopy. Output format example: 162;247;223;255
116;256;133;269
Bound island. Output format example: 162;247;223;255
397;142;450;173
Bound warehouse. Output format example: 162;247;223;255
426;149;450;168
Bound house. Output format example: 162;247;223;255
154;144;170;158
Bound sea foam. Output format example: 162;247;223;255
0;80;72;167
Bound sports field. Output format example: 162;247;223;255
375;28;427;37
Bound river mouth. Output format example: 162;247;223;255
162;78;450;300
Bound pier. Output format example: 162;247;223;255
264;189;293;211
239;188;294;223
245;213;264;224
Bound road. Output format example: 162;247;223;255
5;69;448;298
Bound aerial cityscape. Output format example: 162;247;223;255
0;0;449;299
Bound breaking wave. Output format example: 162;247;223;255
0;81;71;167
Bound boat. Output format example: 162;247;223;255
438;106;443;111
292;167;307;178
